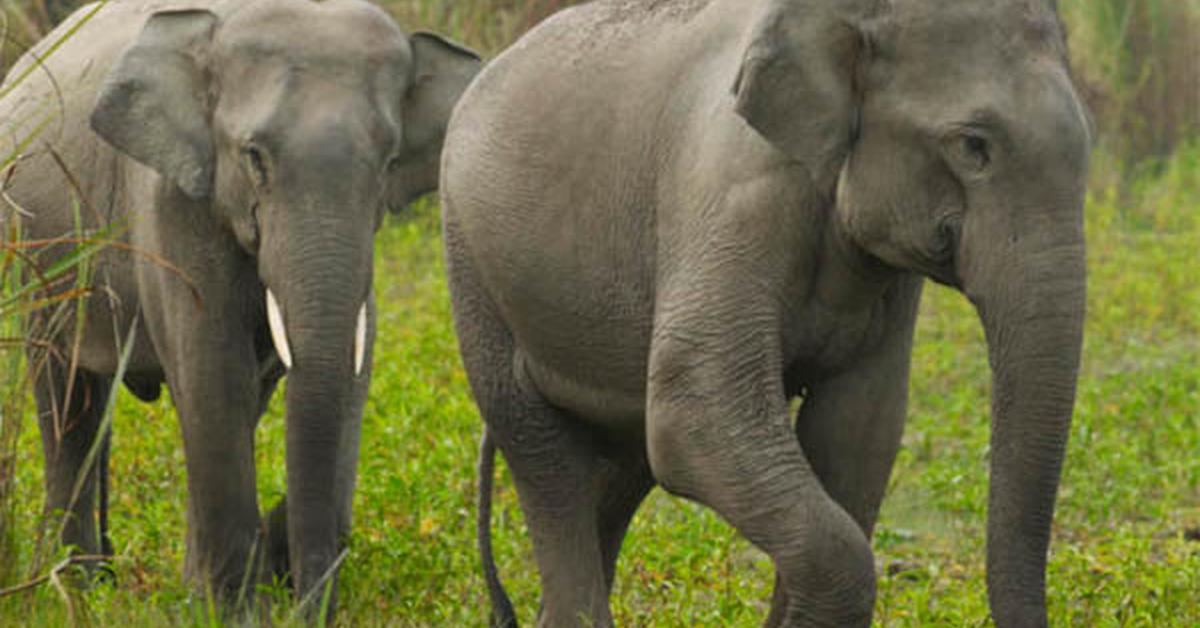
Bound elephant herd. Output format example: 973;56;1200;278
1;0;1094;626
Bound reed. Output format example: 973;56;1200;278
0;0;121;590
1060;0;1199;164
6;0;1193;168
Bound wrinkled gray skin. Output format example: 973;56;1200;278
444;0;1091;626
0;0;478;611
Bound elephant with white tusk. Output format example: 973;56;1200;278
1;0;479;615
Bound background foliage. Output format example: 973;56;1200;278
1;0;1196;625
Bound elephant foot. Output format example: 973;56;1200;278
88;555;118;588
56;533;117;589
42;553;116;595
263;498;292;589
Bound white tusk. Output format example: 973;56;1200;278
266;289;293;369
354;301;368;376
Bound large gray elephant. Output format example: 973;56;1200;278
443;0;1091;626
1;0;478;611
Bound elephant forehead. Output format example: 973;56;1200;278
219;0;410;64
880;0;1067;62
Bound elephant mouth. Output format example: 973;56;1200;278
265;288;369;376
923;255;963;289
920;213;964;288
353;302;367;375
266;288;294;369
923;266;961;290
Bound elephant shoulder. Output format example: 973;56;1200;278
586;0;714;28
505;0;713;61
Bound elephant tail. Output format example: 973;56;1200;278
478;427;517;627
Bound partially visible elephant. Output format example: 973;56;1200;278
443;0;1091;626
0;0;478;612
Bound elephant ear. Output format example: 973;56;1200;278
90;9;217;200
732;0;879;188
389;32;481;211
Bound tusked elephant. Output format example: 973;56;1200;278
0;0;478;612
442;0;1091;626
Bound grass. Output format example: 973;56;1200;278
2;146;1197;624
0;0;1197;626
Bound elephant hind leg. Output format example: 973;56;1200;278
31;357;115;560
479;415;653;627
504;410;613;628
446;219;616;627
464;358;614;626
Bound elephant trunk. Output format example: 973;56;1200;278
960;201;1086;626
280;321;366;610
259;195;375;611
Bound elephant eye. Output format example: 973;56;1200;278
964;135;988;161
385;152;404;172
242;145;270;187
951;133;991;174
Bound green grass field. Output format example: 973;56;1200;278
1;0;1198;626
2;148;1197;625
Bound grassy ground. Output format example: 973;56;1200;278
1;1;1198;626
2;147;1197;625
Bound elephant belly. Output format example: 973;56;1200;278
55;255;162;377
454;188;656;427
519;350;648;427
490;233;655;427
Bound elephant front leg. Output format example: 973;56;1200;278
146;285;264;604
134;200;271;605
646;320;877;627
764;281;922;626
170;355;263;603
794;280;921;536
594;450;655;594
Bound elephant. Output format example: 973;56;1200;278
442;0;1091;626
0;0;479;612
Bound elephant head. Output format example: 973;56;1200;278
88;0;479;605
735;0;1091;623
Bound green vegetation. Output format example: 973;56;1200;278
1060;0;1199;164
1;0;1197;625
